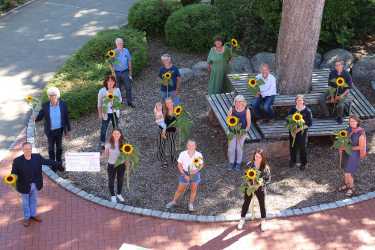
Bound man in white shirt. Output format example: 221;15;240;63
251;63;277;122
165;140;204;212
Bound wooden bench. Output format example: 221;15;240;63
206;93;262;142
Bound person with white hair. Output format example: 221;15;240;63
35;86;71;162
159;53;181;104
112;37;134;108
227;95;251;171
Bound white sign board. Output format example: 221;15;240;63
65;152;100;172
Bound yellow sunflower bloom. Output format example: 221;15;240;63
107;50;116;58
3;174;17;185
163;72;172;80
107;92;114;100
231;38;239;48
336;77;345;87
245;169;257;181
338;130;348;138
174;105;183;117
292;112;303;122
121;144;134;155
226;116;239;127
248;78;257;88
25;96;33;103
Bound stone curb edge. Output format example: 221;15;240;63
27;113;375;223
0;0;39;18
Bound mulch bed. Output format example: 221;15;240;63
36;38;375;216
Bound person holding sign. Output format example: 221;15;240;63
104;129;126;203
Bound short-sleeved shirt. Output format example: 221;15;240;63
328;70;353;95
105;142;120;165
97;87;122;114
159;65;181;92
49;103;62;130
113;48;132;72
177;150;204;172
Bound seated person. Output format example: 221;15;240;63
251;63;277;123
319;59;352;124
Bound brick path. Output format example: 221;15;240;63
1;147;375;250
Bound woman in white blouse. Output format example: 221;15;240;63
166;140;204;212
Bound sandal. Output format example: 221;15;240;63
338;185;348;192
345;188;354;197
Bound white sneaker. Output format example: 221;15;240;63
111;196;117;203
260;221;266;232
166;201;176;209
188;203;195;212
116;194;125;202
237;218;246;230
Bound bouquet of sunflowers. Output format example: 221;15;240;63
3;174;17;190
226;115;246;141
247;78;265;96
169;105;193;147
115;143;140;190
239;168;263;196
333;129;352;168
286;112;307;147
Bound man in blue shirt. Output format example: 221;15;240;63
158;54;181;104
112;38;134;108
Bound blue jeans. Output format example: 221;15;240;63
115;70;132;104
161;90;180;105
100;113;118;143
21;183;38;219
251;95;275;119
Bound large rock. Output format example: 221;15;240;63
250;52;275;73
192;61;209;77
320;48;354;69
230;56;253;73
179;67;194;83
352;55;375;85
314;53;322;69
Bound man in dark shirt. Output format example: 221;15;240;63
11;142;63;227
319;60;353;124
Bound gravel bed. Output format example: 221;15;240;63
36;38;375;216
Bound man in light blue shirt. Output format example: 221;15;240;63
113;38;134;108
50;102;61;130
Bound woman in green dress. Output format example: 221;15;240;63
207;36;232;95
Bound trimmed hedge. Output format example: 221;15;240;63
45;28;148;120
165;4;221;52
128;0;182;35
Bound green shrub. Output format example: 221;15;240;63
165;4;221;52
128;0;182;35
44;27;148;120
0;0;27;13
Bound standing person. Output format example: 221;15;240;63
104;129;126;203
157;98;178;168
227;95;251;171
319;59;353;124
166;140;204;212
11;142;63;227
237;149;271;231
207;36;232;95
98;75;122;150
112;37;134;108
338;115;367;197
35;87;71;162
251;63;277;123
288;95;313;170
159;54;181;104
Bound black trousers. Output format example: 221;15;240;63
107;164;125;196
289;131;308;165
47;128;63;161
241;188;266;218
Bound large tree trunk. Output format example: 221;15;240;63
276;0;326;94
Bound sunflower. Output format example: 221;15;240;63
25;96;33;103
248;78;257;88
336;77;345;87
107;92;114;100
292;112;303;122
226;115;239;127
121;144;134;155
338;130;348;138
163;72;172;80
174;105;183;117
107;50;116;58
3;174;17;185
193;158;200;164
231;38;239;48
245;169;257;181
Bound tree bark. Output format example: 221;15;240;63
276;0;326;94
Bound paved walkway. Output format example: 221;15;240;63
1;146;375;250
0;0;134;158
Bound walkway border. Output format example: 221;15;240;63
0;0;39;18
26;115;375;223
